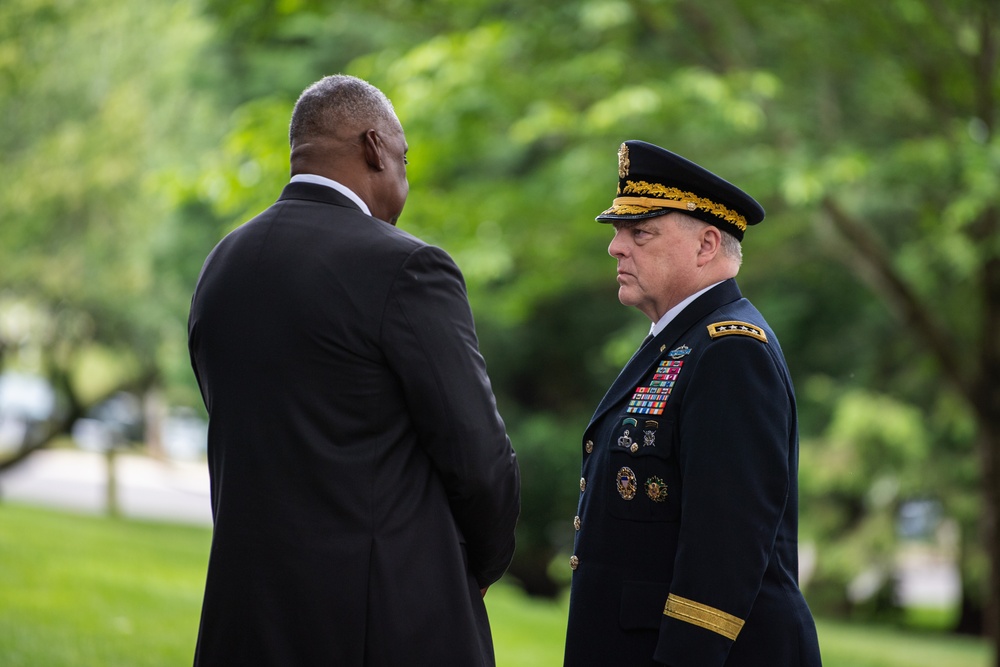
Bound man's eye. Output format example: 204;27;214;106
403;156;409;165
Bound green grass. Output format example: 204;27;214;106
0;503;993;667
816;617;991;667
0;503;210;667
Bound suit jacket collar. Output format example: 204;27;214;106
277;181;366;214
588;278;743;426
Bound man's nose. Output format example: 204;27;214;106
608;229;627;258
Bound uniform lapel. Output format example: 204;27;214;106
588;279;743;427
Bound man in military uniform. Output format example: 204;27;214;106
564;140;822;666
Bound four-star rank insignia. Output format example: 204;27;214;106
707;320;768;343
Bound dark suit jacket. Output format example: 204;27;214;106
188;182;520;666
564;279;821;667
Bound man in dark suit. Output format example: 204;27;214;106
564;141;821;666
188;74;520;667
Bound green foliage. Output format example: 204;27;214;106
3;0;998;625
0;0;225;411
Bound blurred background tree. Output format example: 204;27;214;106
1;0;997;657
0;0;225;462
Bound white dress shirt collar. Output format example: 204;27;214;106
648;281;725;338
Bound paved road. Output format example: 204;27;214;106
0;448;212;525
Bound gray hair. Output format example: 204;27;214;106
675;213;743;265
288;75;398;147
719;227;743;265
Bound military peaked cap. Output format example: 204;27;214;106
596;140;765;240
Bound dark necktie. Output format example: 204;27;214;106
629;334;654;362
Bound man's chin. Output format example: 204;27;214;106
617;289;637;308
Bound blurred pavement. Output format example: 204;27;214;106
0;448;212;525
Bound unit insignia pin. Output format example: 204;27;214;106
645;476;667;502
643;430;656;448
616;467;637;500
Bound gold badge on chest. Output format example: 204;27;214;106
616;466;637;500
645;476;668;502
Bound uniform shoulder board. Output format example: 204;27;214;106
707;320;768;343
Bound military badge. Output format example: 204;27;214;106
668;345;691;359
617;429;634;450
644;420;658;447
645;476;668;502
618;142;630;179
616;467;637;500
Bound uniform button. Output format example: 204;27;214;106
585;440;594;454
569;555;579;570
573;516;581;531
580;477;587;492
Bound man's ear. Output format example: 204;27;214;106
362;129;383;171
696;225;722;265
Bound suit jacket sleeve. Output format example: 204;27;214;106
382;244;520;587
655;335;793;666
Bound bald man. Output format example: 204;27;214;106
188;75;520;667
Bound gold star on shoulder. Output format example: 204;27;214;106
706;321;768;343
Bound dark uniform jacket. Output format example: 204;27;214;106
564;279;821;667
188;182;520;666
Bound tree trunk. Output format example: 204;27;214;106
822;197;1000;658
105;446;121;518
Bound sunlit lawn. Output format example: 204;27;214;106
0;503;992;667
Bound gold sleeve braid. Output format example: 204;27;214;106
663;593;745;641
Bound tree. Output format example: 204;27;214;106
803;0;1000;645
190;2;1000;625
8;0;997;647
0;0;225;464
